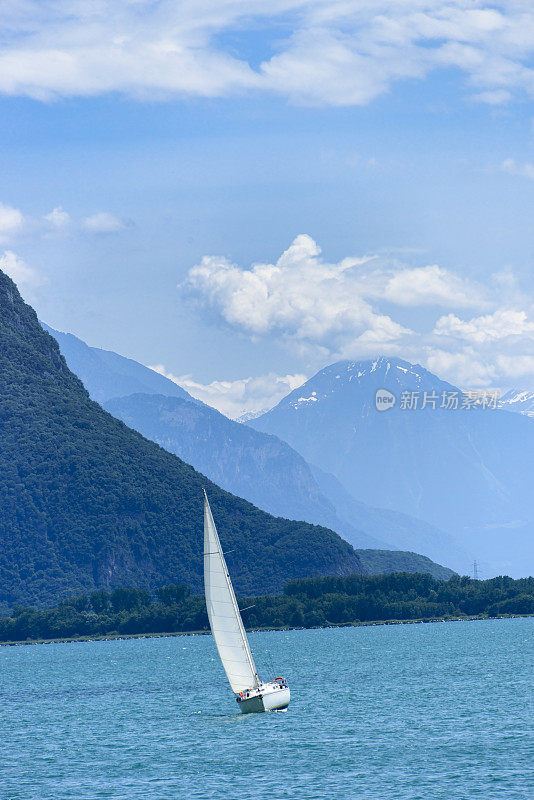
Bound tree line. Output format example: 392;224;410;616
0;572;532;643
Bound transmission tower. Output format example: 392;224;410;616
473;560;479;580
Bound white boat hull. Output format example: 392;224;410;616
236;683;290;714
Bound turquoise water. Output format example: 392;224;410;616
1;618;532;800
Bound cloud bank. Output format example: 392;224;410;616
2;2;534;107
183;234;534;396
0;251;42;288
44;207;71;229
82;212;125;234
0;203;24;244
149;364;306;419
185;234;412;360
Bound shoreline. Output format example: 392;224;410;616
1;612;531;648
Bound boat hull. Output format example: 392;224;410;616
237;685;290;714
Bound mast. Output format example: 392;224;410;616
203;490;260;692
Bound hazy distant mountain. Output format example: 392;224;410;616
44;326;465;575
251;357;534;578
310;464;470;573
103;392;390;550
1;271;363;609
41;323;194;405
103;394;466;573
235;409;268;423
500;389;534;418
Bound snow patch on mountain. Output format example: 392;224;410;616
499;389;534;418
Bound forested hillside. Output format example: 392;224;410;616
354;550;455;580
45;325;465;569
0;270;362;610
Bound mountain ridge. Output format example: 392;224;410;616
40;323;196;405
251;356;534;577
0;270;363;610
44;330;468;573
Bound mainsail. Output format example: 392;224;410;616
203;491;260;693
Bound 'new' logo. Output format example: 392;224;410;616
375;388;396;412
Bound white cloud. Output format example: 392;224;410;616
473;88;512;105
184;234;411;358
2;2;534;106
44;206;70;228
82;212;124;233
149;364;306;418
0;202;24;243
425;309;534;389
501;158;534;179
496;355;534;378
182;235;534;392
260;24;426;107
384;264;484;308
424;347;497;388
0;250;42;288
0;202;128;240
434;309;534;343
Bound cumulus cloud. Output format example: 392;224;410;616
434;309;534;343
427;308;534;388
184;234;411;359
383;264;484;307
424;347;498;388
149;364;306;418
2;2;534;106
1;202;126;239
182;234;534;392
501;158;534;179
0;250;42;288
424;350;534;390
405;346;534;391
496;355;534;377
44;206;70;229
82;212;125;233
0;202;24;244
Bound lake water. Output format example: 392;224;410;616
1;618;532;800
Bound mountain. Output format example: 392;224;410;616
235;410;268;423
41;323;194;405
102;394;466;572
0;270;363;611
500;389;534;418
250;357;534;578
354;550;455;580
43;326;462;574
103;392;383;547
309;464;469;573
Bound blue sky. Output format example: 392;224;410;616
2;1;534;416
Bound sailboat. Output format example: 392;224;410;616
203;489;291;713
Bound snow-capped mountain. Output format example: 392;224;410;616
500;389;534;418
250;357;534;578
45;330;460;574
282;357;455;412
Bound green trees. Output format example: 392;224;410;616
156;585;190;605
0;574;531;643
0;270;361;611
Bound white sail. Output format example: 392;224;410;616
203;491;260;693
